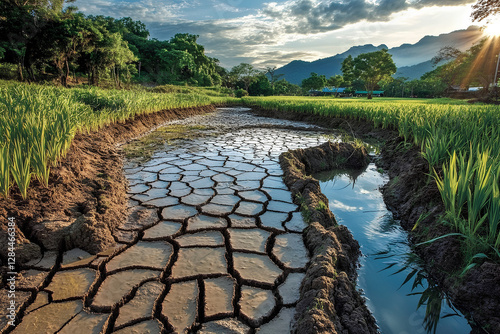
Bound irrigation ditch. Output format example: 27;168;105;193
0;103;498;333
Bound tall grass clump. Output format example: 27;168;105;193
243;96;500;265
0;81;235;198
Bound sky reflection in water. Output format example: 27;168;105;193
315;164;470;334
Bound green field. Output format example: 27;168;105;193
243;96;500;267
0;81;237;199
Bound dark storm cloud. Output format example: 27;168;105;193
262;0;475;33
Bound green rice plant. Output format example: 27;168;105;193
489;169;500;249
10;138;32;199
0;144;10;197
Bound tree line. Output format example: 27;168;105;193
1;0;497;98
0;0;224;87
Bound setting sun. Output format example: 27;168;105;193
484;17;500;36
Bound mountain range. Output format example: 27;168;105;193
275;26;485;84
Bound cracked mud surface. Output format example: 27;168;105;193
3;107;334;333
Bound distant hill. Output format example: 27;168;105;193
275;26;484;84
395;60;435;80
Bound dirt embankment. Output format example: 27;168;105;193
0;105;217;268
279;141;377;334
252;106;500;333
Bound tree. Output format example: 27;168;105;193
230;63;259;91
327;74;344;88
274;79;302;96
301;72;327;92
248;73;272;96
341;55;355;86
343;49;397;99
0;0;75;81
265;66;284;91
472;0;500;22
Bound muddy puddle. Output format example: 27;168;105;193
315;163;471;334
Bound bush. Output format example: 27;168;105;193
234;89;248;98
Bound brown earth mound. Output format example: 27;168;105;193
279;142;377;334
0;105;217;268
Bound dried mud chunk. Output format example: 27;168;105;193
228;229;270;253
233;253;282;286
256;307;295;333
204;277;235;317
106;241;173;272
25;291;50;314
181;193;211;206
278;273;305;305
285;212;307;232
113;319;163;333
115;281;164;328
210;194;240;206
261;188;294;204
11;300;83;334
120;207;159;231
235;201;264;216
235;172;267;181
58;310;108;334
259;211;287;231
199;318;251;334
161;204;198;221
238;190;268;203
91;269;159;309
239;286;276;327
162;281;198;333
228;214;257;228
16;269;49;289
142;196;178;207
61;248;96;268
272;234;309;269
175;231;225;247
171;247;227;279
113;229;139;244
266;200;297;213
201;203;234;216
143;221;181;239
46;268;96;301
187;215;227;231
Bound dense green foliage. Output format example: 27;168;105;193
242;96;500;267
0;81;236;198
0;1;222;87
342;49;397;98
301;72;327;92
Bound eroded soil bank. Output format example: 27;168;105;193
279;142;378;334
251;106;500;333
0;105;218;265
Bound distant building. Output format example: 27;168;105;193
355;90;384;97
309;87;348;96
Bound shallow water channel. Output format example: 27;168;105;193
315;164;471;334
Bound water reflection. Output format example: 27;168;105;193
314;164;471;334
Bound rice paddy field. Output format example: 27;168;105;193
0;81;237;199
242;96;500;268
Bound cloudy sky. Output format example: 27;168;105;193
73;0;478;69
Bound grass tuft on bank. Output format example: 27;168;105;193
0;81;236;199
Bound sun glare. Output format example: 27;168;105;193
484;18;500;37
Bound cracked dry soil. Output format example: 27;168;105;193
1;107;372;333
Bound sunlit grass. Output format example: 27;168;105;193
0;81;236;199
243;96;500;266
